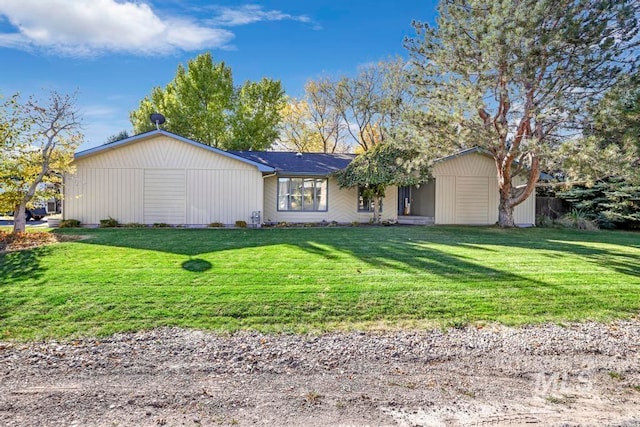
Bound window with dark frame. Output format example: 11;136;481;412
277;177;328;212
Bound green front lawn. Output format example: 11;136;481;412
1;226;639;340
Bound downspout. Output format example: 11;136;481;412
260;171;277;226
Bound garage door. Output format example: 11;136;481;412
455;176;489;224
144;169;186;224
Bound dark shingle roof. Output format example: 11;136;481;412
230;151;356;175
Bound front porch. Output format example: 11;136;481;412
397;215;434;225
397;180;435;225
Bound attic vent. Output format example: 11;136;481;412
296;152;303;158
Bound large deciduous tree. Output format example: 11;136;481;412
279;58;413;153
327;58;413;152
406;0;639;227
277;80;347;153
0;92;82;233
130;52;285;151
228;78;286;150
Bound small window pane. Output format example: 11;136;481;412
316;179;327;211
278;178;289;210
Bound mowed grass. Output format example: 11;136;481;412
1;226;639;340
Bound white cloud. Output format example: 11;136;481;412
207;4;313;27
0;0;234;56
82;104;119;119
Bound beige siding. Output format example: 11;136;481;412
74;136;257;171
455;176;489;224
144;169;186;224
263;176;398;223
433;152;535;226
433;153;496;177
513;176;536;226
434;176;456;224
64;134;264;226
64;168;144;224
186;169;263;225
488;177;499;223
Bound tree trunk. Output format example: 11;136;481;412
13;202;27;233
373;196;382;224
495;152;540;228
498;196;515;227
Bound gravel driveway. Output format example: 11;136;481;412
2;320;639;426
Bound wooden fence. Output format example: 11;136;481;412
535;197;570;219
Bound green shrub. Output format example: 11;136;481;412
536;215;555;228
351;221;360;227
235;220;247;228
208;222;224;228
124;222;146;228
99;217;119;228
557;209;599;230
152;223;171;228
59;219;81;228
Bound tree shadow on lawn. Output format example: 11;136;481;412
0;246;51;326
58;226;640;283
0;246;50;284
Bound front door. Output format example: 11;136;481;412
398;186;411;215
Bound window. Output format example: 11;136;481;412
278;177;328;211
358;186;382;213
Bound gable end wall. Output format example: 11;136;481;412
64;135;264;225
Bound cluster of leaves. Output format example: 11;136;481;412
557;178;640;230
130;52;285;151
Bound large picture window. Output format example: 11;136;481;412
278;177;328;211
358;186;383;213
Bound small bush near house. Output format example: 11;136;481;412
235;220;247;228
208;222;224;228
124;222;146;228
99;217;119;228
152;223;171;228
557;209;599;231
351;221;361;227
59;219;81;228
536;215;555;228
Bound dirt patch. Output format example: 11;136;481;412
1;321;640;426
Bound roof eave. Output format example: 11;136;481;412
274;171;338;177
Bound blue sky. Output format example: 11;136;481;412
0;1;438;150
